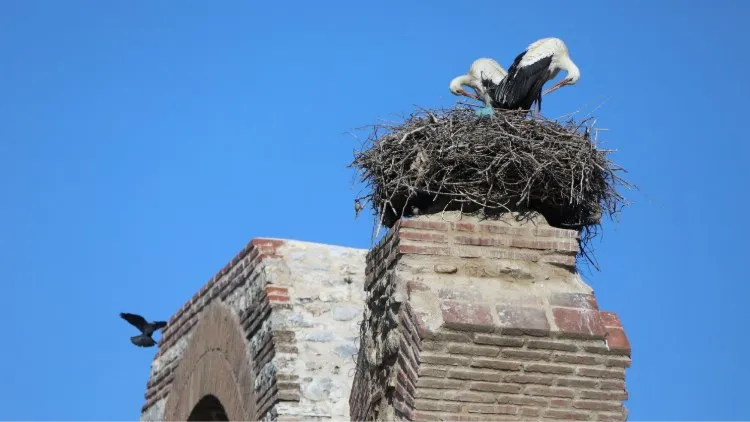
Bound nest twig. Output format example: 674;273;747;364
349;105;633;268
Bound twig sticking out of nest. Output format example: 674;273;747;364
350;106;632;267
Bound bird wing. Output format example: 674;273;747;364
493;51;553;110
152;321;168;331
131;334;157;348
470;58;507;86
120;312;148;332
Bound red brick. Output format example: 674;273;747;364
440;300;494;333
605;327;631;353
524;363;575;375
600;379;626;390
580;389;629;401
599;311;623;328
278;391;301;401
527;340;578;352
398;243;450;256
605;357;632;368
476;224;521;235
596;411;628;422
455;222;476;231
578;368;625;380
250;238;284;251
502;349;552;361
454;235;503;247
584;345;630;357
556;378;599;388
520;407;542;417
267;294;289;302
550;398;575;408
524;386;576;398
468;382;522;394
541;253;577;266
553;353;600;365
419;353;471;366
504;374;556;385
264;285;288;295
399;230;449;243
470;358;522;371
573;400;623;411
496;394;548;406
534;227;578;239
419;340;444;351
553;308;606;338
542;409;592;421
509;237;576;252
419;367;447;378
400;219;451;231
550;293;599;310
393;399;412;418
432;331;472;342
465;404;519;415
473;334;525;347
496;304;550;335
453;391;496;403
417;378;464;389
414;400;461;412
447;343;500;357
447;368;502;382
415;388;446;400
410;411;441;421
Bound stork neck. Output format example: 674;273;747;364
560;55;580;82
450;74;474;91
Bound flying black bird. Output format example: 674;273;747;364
120;312;167;348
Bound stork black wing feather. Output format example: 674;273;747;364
120;312;148;332
491;53;553;111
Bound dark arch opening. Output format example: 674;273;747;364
187;395;229;421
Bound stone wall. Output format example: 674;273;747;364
139;239;367;421
349;212;631;421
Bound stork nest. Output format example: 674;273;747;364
350;106;632;265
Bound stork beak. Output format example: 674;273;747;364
543;79;568;96
462;90;479;100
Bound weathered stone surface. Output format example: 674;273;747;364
332;306;361;321
496;304;550;334
334;344;359;358
434;264;458;274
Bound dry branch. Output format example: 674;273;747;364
349;105;632;266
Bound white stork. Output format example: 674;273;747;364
490;37;580;113
449;58;507;114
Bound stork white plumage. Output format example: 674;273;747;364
449;58;507;116
490;37;580;113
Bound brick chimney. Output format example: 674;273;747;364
350;212;630;421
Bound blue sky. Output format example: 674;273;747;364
2;0;748;420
